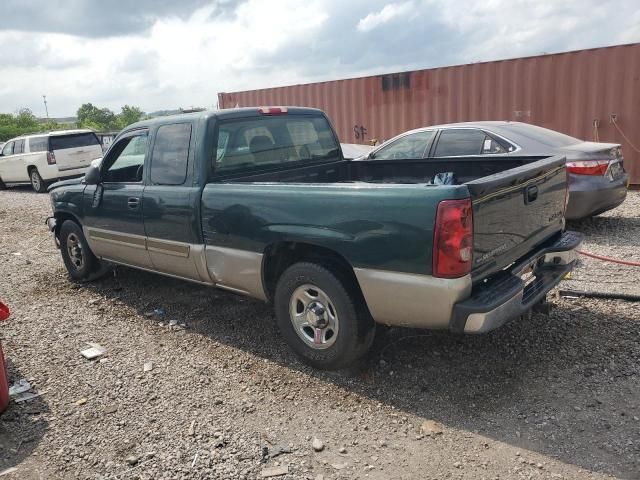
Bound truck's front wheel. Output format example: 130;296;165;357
274;262;375;370
59;220;102;281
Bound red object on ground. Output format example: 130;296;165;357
577;250;640;267
0;299;10;414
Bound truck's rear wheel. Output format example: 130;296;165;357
59;220;102;281
29;168;47;193
274;262;375;370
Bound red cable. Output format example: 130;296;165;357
577;250;640;267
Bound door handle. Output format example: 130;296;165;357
127;197;140;209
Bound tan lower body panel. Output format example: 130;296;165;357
84;227;267;299
205;246;266;301
353;267;472;329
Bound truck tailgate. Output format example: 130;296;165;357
465;155;567;281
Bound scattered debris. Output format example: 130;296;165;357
75;398;87;406
312;437;324;452
260;465;289;478
420;420;444;436
143;362;153;372
104;405;118;414
13;391;47;403
8;379;31;396
338;446;347;454
188;420;196;436
80;342;106;360
191;453;198;467
153;308;165;316
266;445;292;460
125;455;140;466
331;462;348;470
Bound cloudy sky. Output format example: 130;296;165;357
1;0;639;117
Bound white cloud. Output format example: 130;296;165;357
0;0;639;117
356;2;414;32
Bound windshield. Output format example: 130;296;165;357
213;115;340;175
507;123;581;147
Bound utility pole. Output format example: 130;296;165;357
42;95;49;119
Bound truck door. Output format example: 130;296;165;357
142;122;205;281
83;129;152;268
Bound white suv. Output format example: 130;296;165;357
0;130;103;192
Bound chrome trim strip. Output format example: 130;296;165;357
87;227;146;249
147;237;191;257
354;268;472;328
205;246;267;301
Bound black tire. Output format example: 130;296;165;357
274;262;375;370
0;177;6;190
59;220;101;281
29;168;47;193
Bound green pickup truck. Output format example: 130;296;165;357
47;107;581;369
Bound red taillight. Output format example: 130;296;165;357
46;151;56;165
433;198;474;278
258;106;288;115
566;160;609;175
0;300;9;322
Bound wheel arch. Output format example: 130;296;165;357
53;210;82;238
261;241;364;303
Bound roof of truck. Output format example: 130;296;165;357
127;106;326;130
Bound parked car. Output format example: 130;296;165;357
340;143;374;159
360;121;628;220
0;130;103;192
47;107;581;369
0;299;10;414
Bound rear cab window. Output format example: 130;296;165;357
150;123;192;185
50;132;101;151
212;114;340;176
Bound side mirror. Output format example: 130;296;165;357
83;165;101;185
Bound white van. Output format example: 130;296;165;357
0;130;103;192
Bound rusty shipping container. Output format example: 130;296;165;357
218;43;640;185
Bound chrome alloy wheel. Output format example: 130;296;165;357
66;233;85;270
289;284;339;350
31;170;41;191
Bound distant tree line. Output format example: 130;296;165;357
0;104;145;142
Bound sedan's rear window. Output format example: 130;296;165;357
213;115;340;175
507;124;580;147
50;133;100;151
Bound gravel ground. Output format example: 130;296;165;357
0;187;639;479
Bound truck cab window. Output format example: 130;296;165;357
373;131;434;160
434;129;486;157
150;123;192;185
103;134;148;183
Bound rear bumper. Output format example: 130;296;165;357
450;230;583;334
565;172;628;220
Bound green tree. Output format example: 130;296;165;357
117;105;144;128
0;108;41;141
76;103;144;131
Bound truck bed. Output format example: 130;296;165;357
211;155;546;185
205;154;568;283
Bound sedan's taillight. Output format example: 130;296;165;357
566;159;609;175
46;151;56;165
433;198;474;278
